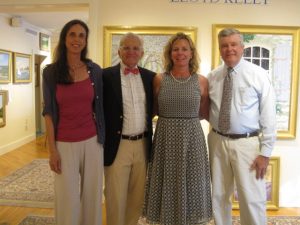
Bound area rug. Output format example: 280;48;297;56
18;215;54;225
0;159;54;208
139;217;300;225
18;215;300;225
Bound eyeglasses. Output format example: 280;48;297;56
121;46;142;52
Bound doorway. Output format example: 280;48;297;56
34;54;46;137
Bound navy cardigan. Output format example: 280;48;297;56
42;60;105;144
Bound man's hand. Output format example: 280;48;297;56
250;155;269;179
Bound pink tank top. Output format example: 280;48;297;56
56;78;97;142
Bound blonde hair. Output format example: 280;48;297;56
163;32;199;74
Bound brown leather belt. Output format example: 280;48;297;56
121;132;148;141
212;128;259;139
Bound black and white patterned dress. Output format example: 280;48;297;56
143;73;212;225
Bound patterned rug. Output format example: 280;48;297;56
18;215;54;225
18;215;300;225
0;159;54;208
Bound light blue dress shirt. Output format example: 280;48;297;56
208;58;276;157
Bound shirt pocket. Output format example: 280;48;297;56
238;86;257;107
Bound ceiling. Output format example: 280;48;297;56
0;4;89;33
13;11;89;33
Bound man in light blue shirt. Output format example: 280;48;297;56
207;28;276;225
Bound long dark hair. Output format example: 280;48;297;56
53;19;90;84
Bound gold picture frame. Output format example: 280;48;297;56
0;90;8;128
232;156;280;210
13;53;32;83
39;33;50;52
103;26;197;71
212;24;300;139
0;49;12;84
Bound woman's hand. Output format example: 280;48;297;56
44;115;61;174
49;149;61;174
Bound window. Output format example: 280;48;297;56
244;46;270;71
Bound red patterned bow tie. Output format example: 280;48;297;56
124;67;139;75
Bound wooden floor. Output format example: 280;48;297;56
0;136;299;225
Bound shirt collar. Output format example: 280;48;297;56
223;58;244;75
231;58;245;71
120;62;138;74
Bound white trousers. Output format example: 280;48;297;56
104;138;147;225
55;135;103;225
208;131;267;225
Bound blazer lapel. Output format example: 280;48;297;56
111;64;123;109
139;67;150;100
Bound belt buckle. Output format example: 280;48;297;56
128;135;137;140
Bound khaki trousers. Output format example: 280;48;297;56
208;131;267;225
104;138;147;225
55;136;103;225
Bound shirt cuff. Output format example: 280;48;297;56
260;147;272;158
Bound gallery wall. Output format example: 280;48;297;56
0;14;51;155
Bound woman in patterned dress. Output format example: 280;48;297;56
143;32;212;225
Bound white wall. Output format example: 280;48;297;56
0;14;51;155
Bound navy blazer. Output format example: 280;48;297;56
103;63;155;166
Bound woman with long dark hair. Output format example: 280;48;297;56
42;19;105;225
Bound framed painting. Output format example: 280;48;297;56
39;33;50;52
0;49;12;83
212;24;300;139
13;53;32;83
0;90;8;128
232;156;280;210
103;26;197;72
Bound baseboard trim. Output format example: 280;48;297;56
0;134;36;156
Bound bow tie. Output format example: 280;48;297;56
124;67;139;75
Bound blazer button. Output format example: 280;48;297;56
117;131;121;134
120;116;123;119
